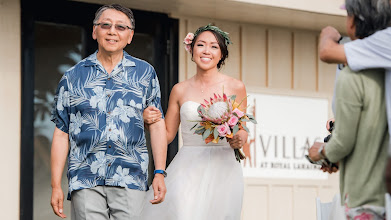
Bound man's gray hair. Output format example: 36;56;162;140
345;0;391;38
93;4;135;30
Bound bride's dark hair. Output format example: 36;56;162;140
190;24;231;69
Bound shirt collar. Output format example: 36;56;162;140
82;50;136;67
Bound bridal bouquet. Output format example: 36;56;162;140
191;92;257;162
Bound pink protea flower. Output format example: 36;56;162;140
199;93;232;124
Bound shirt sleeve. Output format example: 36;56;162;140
325;67;363;163
145;67;165;119
344;27;391;72
51;74;70;133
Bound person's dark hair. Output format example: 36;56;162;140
190;25;230;69
93;4;135;30
345;0;391;38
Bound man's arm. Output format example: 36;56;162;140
50;127;69;219
148;120;167;204
319;26;391;70
319;26;347;64
323;69;363;163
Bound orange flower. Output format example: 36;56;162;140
226;133;233;139
212;138;219;143
204;134;215;144
232;101;240;110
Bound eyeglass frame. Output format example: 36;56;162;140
94;22;134;31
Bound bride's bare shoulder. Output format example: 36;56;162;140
223;75;246;91
171;79;191;93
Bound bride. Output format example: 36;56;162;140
141;24;248;219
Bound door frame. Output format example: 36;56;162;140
20;1;178;219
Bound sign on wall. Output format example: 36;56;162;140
242;93;329;179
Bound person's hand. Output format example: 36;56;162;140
320;26;341;43
150;174;167;204
308;142;324;162
320;162;339;173
143;106;162;125
326;118;335;132
228;130;248;149
50;187;67;218
385;157;391;194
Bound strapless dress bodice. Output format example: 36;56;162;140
180;101;229;147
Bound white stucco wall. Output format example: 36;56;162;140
0;0;21;219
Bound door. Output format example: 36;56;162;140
21;1;178;219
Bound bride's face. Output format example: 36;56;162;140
192;31;222;71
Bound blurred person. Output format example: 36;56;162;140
318;0;391;194
309;0;391;219
50;4;167;219
141;24;247;219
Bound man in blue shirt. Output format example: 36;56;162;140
50;4;167;219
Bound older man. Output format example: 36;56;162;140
317;0;391;194
50;4;167;219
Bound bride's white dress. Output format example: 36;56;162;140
140;101;244;220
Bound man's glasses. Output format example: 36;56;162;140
94;23;133;31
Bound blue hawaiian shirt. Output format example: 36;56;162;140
51;51;163;200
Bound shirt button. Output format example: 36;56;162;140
108;145;112;148
108;163;111;167
107;94;111;97
109;129;112;131
108;78;111;80
108;111;111;114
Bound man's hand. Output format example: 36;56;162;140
320;26;341;43
318;26;347;63
385;157;391;194
149;174;167;204
143;106;162;125
50;187;67;218
320;163;339;174
308;142;324;162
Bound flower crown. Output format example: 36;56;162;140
183;24;232;52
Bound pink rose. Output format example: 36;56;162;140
185;44;191;52
232;108;244;118
183;33;194;45
228;116;239;127
217;122;231;137
353;212;373;220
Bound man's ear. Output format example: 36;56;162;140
92;26;97;40
127;30;134;44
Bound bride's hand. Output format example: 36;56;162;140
143;106;162;124
228;130;248;149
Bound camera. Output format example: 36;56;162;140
324;121;334;143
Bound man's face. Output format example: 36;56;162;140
92;9;134;54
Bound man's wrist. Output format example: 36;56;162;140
318;143;327;159
154;169;167;178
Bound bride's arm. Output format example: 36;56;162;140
165;84;181;145
143;84;181;145
228;80;248;149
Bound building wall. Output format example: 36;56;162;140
0;0;21;219
177;16;339;220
